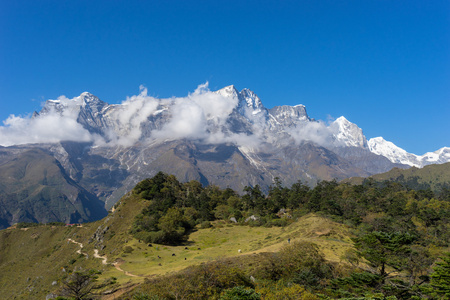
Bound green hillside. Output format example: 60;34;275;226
1;172;450;299
344;162;450;192
0;194;352;299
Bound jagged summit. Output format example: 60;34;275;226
80;91;95;98
268;105;310;128
215;85;264;114
240;88;264;111
332;116;368;148
215;85;239;98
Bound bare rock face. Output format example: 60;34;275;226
89;224;110;250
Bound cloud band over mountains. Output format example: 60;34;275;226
0;83;340;148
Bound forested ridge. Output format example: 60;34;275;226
122;172;450;299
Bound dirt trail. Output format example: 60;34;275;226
93;249;108;265
67;238;139;278
68;238;87;256
112;260;139;277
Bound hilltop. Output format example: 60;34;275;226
344;162;450;192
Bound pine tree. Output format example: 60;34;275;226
429;252;450;299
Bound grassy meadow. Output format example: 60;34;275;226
0;194;353;300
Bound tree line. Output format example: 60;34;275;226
126;172;450;299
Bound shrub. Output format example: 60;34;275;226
123;246;134;253
16;222;39;228
133;292;161;300
200;221;212;229
256;280;319;300
220;286;261;300
131;259;254;299
270;218;290;227
257;241;333;287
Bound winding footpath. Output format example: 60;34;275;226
93;249;108;265
67;238;88;256
111;261;138;277
67;238;139;277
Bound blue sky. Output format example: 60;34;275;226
1;0;449;155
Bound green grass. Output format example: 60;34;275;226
98;213;354;289
0;192;354;299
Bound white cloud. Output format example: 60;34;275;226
106;86;160;146
287;119;336;147
150;82;240;142
205;130;262;148
0;83;244;147
0;112;97;146
0;83;339;150
189;82;238;123
152;97;207;140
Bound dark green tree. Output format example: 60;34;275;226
429;252;450;299
307;180;342;215
286;180;310;209
267;177;289;213
157;207;187;244
60;269;115;300
242;185;265;213
353;231;415;282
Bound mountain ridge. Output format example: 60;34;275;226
368;136;450;167
31;86;448;166
0;85;448;227
343;161;450;192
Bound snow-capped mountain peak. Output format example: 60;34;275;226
33;86;450;169
77;92;107;111
332;116;368;148
215;85;239;99
215;85;266;117
240;88;264;111
368;137;450;168
417;147;450;165
368;137;420;167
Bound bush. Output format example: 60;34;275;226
256;280;319;300
133;292;161;300
16;222;39;228
123;246;134;253
269;218;291;227
257;241;333;287
220;286;261;300
200;221;212;229
131;259;254;299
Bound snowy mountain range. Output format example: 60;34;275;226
32;85;449;168
368;137;450;168
0;84;448;227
